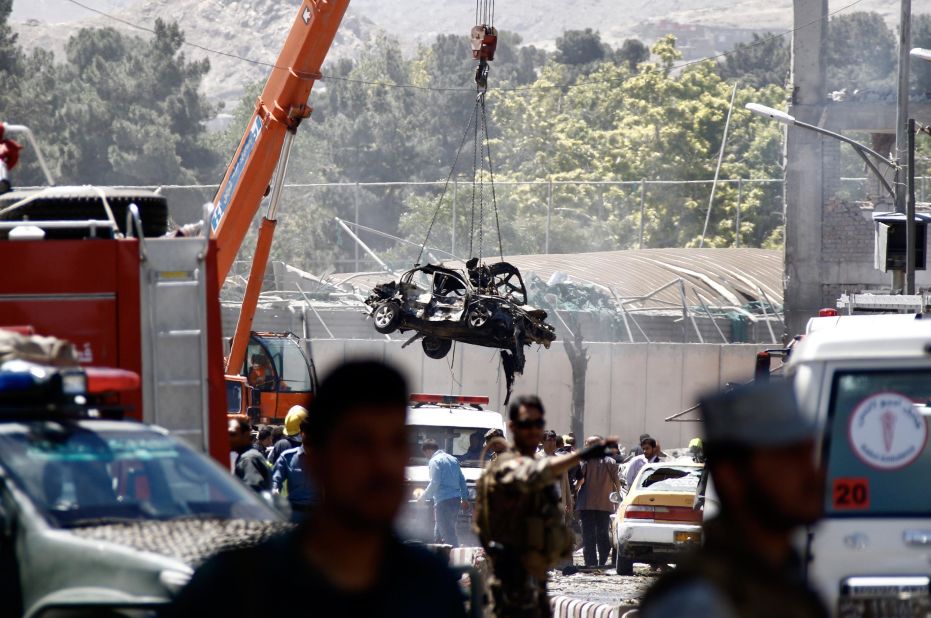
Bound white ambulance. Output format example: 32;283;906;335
786;314;931;615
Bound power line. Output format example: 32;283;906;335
59;0;866;96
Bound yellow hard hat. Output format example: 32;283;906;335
284;405;308;437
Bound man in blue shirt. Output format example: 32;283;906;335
271;419;318;522
418;439;468;547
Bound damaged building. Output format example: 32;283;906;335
220;247;784;347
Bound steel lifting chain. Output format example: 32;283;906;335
416;0;503;264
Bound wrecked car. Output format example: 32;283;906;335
364;260;556;399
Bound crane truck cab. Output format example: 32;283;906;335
227;331;317;424
398;394;506;545
783;315;931;616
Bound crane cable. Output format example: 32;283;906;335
417;3;504;264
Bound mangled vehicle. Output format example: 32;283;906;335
364;260;556;400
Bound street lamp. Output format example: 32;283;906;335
745;103;896;200
747;102;923;295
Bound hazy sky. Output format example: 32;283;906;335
11;0;135;22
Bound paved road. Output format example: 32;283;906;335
547;553;660;608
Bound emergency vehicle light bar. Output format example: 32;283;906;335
409;394;490;406
85;367;140;394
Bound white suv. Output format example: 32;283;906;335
786;315;931;615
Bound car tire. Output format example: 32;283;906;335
422;336;452;359
467;303;492;328
0;187;169;239
373;302;401;334
615;553;634;576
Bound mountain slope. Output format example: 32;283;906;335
12;0;931;105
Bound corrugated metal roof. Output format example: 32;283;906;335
333;248;783;309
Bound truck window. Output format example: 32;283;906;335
824;370;931;517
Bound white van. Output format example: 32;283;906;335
397;394;506;544
786;315;931;615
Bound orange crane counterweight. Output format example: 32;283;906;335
211;0;350;378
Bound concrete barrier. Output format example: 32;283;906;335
551;595;637;618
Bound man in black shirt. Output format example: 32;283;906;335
228;418;271;493
167;362;467;617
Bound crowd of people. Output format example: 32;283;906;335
227;404;321;521
201;359;827;618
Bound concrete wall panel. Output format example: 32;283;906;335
582;343;612;439
385;341;425;391
607;344;648;447
678;345;723;446
308;339;347;377
643;344;685;449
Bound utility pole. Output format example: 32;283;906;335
907;118;917;294
894;0;911;291
896;0;911;214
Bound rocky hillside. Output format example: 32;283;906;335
13;0;931;105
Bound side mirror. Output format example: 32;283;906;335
608;491;621;505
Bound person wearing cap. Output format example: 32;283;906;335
483;428;506;460
268;405;307;465
271;410;319;522
638;381;828;618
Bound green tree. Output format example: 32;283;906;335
718;33;789;89
54;20;219;185
3;18;219;191
615;39;649;73
554;29;607;66
825;12;896;92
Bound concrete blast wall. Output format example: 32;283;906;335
308;340;769;450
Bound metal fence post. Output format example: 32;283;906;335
546;179;553;254
638;179;646;250
735;178;742;248
452;180;458;256
353;183;360;272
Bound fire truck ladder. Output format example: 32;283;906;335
134;208;212;452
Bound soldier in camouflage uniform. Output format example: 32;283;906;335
474;395;617;618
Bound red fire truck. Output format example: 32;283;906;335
0;0;350;461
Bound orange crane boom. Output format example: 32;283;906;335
211;0;350;374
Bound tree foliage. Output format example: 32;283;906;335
718;33;789;89
825;12;896;93
1;15;218;188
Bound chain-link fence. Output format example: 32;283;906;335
21;176;911;275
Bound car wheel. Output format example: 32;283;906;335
615;552;634;576
0;187;169;239
373;302;401;334
422;336;452;359
468;303;492;328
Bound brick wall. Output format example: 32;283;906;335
821;198;873;262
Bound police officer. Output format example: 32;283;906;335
639;381;828;618
474;395;617;618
